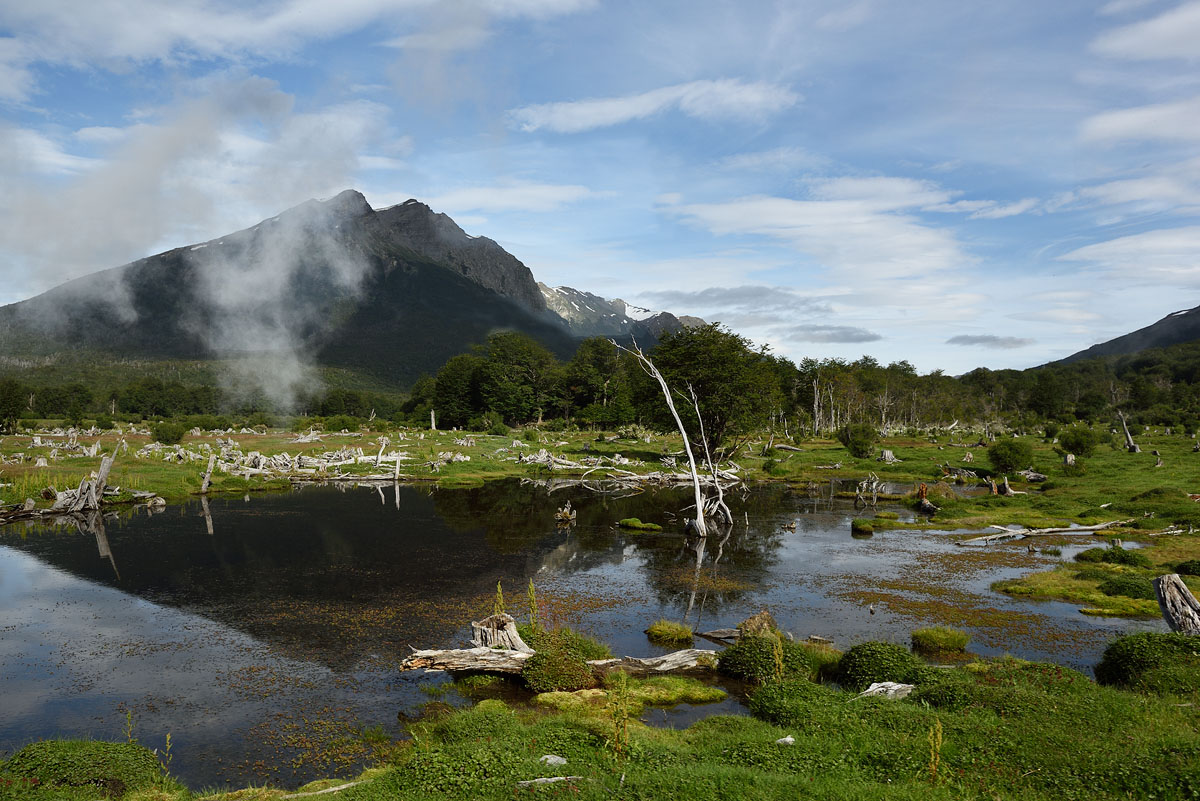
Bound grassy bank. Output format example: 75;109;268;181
4;644;1198;801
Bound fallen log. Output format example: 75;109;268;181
1154;574;1200;635
398;646;717;676
959;518;1136;545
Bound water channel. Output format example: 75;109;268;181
0;479;1164;789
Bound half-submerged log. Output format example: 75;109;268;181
1154;574;1200;635
959;518;1135;545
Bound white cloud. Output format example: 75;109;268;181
970;198;1038;219
0;127;100;175
423;182;599;213
668;176;967;281
1081;95;1200;142
1099;0;1158;15
1093;0;1200;60
782;324;882;343
506;79;799;133
0;0;594;102
1057;226;1200;286
718;146;825;172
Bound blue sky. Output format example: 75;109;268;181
1;0;1197;374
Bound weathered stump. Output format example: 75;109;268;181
1154;574;1200;635
471;613;534;653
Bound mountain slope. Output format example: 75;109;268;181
0;190;694;390
538;282;701;339
1057;304;1200;364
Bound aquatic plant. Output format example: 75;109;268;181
910;626;970;655
645;619;693;646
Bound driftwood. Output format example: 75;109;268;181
775;444;803;452
1016;468;1047;482
399;646;717;676
1154;574;1200;635
959;518;1136;545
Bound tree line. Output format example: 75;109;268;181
3;326;1199;440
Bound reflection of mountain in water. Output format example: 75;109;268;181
2;481;799;668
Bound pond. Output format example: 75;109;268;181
0;479;1164;790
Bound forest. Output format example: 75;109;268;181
1;324;1198;437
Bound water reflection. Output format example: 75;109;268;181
0;479;1165;791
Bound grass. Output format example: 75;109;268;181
617;518;663;531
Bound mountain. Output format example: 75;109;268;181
538;283;701;340
0;190;694;389
1056;304;1200;364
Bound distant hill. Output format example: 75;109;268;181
1056;304;1200;364
0;190;697;389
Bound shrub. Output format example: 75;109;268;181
836;423;878;459
149;421;187;445
94;414;114;430
718;634;817;684
1043;422;1060;439
521;630;598;693
1074;546;1152;568
910;626;970;655
645;619;693;646
1175;560;1200;576
850;518;874;536
1097;576;1156;600
323;414;361;432
987;438;1034;474
518;625;611;660
5;740;160;797
835;641;924;692
1095;632;1200;695
1057;427;1097;457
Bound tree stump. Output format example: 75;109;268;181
471;613;534;653
1154;574;1200;635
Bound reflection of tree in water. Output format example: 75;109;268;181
631;486;792;621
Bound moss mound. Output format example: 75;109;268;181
1074;546;1152;568
835;641;924;692
1175;560;1200;576
520;631;598;693
1097;575;1156;600
747;678;839;725
4;740;160;798
850;518;874;535
1095;632;1200;695
717;634;820;684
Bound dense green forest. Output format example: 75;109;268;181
2;325;1198;436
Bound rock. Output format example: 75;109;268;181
539;755;567;766
775;735;795;745
855;682;915;700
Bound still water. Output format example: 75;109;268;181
0;480;1163;789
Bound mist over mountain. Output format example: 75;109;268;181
0;190;698;397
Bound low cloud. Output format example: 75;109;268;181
782;324;882;343
640;285;830;314
507;79;799;133
1058;226;1200;288
946;334;1034;349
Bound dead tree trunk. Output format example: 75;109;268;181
200;454;216;494
1154;574;1200;635
614;341;707;536
1118;410;1141;453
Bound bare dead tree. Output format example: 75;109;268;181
613;340;708;536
